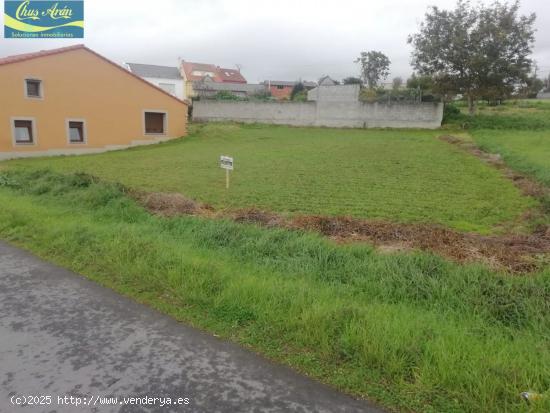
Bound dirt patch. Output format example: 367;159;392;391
231;208;285;228
439;135;462;145
504;171;547;198
288;215;549;273
132;193;550;273
135;192;214;217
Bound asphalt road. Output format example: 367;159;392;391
0;241;384;413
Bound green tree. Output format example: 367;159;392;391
290;82;305;100
519;75;544;98
408;0;536;114
355;51;390;89
392;77;403;90
406;73;433;91
342;77;362;85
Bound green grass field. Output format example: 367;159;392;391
447;99;550;130
1;103;549;413
0;170;548;413
472;129;550;187
4;123;536;233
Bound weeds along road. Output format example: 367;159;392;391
0;241;383;413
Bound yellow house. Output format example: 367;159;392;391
0;44;188;160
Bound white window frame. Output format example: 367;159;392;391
24;77;44;100
65;118;87;145
11;117;38;146
143;110;168;136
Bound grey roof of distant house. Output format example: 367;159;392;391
263;80;317;87
126;63;182;79
193;81;265;93
318;76;337;86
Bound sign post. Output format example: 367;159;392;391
220;155;233;189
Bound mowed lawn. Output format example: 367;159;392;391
472;129;550;187
5;123;535;232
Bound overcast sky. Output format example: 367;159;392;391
1;0;549;83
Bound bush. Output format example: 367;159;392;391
443;103;461;122
359;87;425;103
250;90;272;101
292;90;308;102
290;82;305;100
214;91;244;101
359;88;378;102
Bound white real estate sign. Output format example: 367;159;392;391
220;155;233;189
220;155;234;170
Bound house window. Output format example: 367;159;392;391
12;119;35;144
276;85;285;89
144;111;166;135
25;79;42;98
67;120;86;143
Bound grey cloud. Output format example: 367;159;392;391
1;0;548;81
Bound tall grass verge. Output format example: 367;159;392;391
0;169;548;412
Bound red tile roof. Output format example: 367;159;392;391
181;61;247;83
0;44;189;106
0;44;86;66
181;61;220;82
218;68;246;83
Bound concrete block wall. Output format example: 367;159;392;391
192;100;444;129
307;84;360;102
193;101;316;126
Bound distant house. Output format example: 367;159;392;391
318;76;337;86
537;90;550;99
263;80;317;100
0;45;187;160
194;77;265;99
181;61;247;98
126;63;185;100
